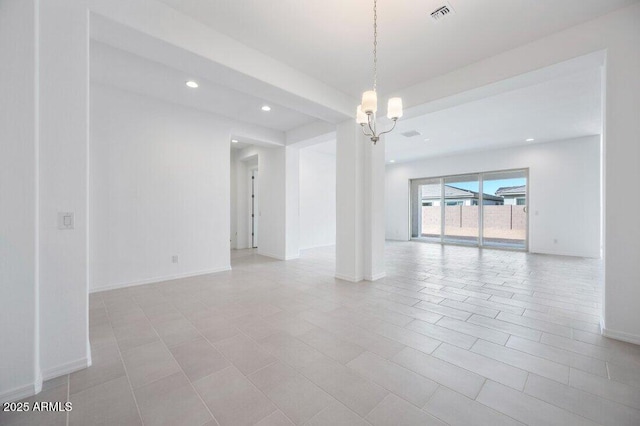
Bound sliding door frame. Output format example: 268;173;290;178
410;167;529;251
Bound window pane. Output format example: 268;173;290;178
443;174;479;245
482;170;527;249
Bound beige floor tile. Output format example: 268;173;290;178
121;341;181;388
214;334;277;375
69;376;141;426
392;347;486;399
607;361;640;389
298;356;388;417
113;318;159;352
169;338;229;381
152;317;202;348
305;401;368;426
467;314;542;341
477;380;599;426
505;335;608;377
248;362;335;425
76;243;632;426
405;318;478;349
254;410;295;426
496;311;572;337
440;298;500;318
433;343;528;390
569;367;640;410
89;321;118;348
463;297;525;316
297;327;365;364
424;386;524;426
471;339;569;383
70;342;125;394
525;373;640;426
134;372;212;426
194;366;276;426
347;351;438;407
257;332;326;369
365;394;446;426
414;300;471;321
436;316;509;345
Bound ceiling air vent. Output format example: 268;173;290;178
401;130;422;138
430;2;455;22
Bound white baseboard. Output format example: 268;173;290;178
257;251;300;261
300;243;336;250
34;369;42;394
365;272;386;281
335;273;363;282
602;327;640;345
0;357;90;404
1;382;38;404
42;357;90;381
90;266;232;293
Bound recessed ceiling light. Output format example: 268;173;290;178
424;138;430;142
526;138;535;142
231;139;238;143
261;105;271;111
389;160;396;163
185;80;199;88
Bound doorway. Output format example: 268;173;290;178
251;169;258;248
411;169;528;250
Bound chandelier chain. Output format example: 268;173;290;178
373;0;377;93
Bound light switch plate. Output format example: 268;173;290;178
57;212;74;230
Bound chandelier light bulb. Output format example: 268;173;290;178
387;97;403;120
362;91;378;114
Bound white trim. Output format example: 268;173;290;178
257;251;300;261
602;327;640;346
299;243;336;251
364;272;386;281
257;251;283;260
1;382;38;404
335;273;363;282
89;266;232;293
34;369;42;394
42;357;90;381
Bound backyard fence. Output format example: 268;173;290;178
421;205;526;240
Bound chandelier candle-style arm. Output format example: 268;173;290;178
355;0;403;144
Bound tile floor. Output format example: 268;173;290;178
3;242;640;426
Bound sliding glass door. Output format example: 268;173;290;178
443;174;479;245
415;178;441;242
410;169;528;250
482;170;527;249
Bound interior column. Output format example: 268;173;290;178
335;120;385;282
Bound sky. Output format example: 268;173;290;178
446;177;526;196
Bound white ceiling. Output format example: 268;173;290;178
156;0;636;97
385;66;602;162
90;41;318;132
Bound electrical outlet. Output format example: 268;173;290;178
172;255;179;263
57;212;74;230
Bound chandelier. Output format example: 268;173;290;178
356;0;403;144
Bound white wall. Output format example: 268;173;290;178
0;0;39;403
386;136;601;259
39;0;91;388
299;142;336;250
89;85;231;291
